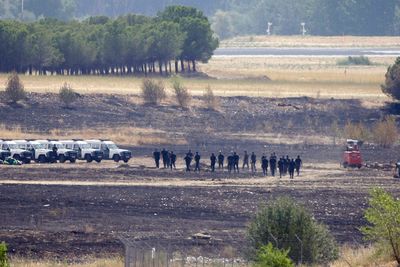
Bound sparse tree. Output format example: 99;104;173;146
361;188;400;264
5;71;26;104
203;85;219;110
59;82;78;108
141;79;166;105
172;77;191;109
372;116;398;148
382;57;400;101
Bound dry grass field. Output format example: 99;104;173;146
221;35;400;48
0;56;393;100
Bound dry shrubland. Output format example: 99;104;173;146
4;71;26;103
141;79;166;105
0;125;187;146
203;85;220;110
172;77;191;109
372;116;398;148
59;82;78;108
343;117;399;147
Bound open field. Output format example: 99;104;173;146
0;44;399;266
0;55;393;100
220;35;400;48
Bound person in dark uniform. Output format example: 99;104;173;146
227;152;234;173
289;159;296;179
395;161;400;178
242;151;249;170
187;150;193;159
250;152;257;173
269;153;277;177
295;155;302;176
184;153;192;172
161;148;169;168
233;152;239;173
278;157;284;178
285;155;290;175
153;149;161;168
194;152;201;172
170;151;176;170
218;151;224;169
210;153;216;172
261;154;269;176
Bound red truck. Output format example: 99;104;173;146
343;139;362;169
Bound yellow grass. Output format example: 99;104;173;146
10;257;123;267
330;245;396;267
9;245;398;267
0;125;187;146
0;55;392;100
221;35;400;48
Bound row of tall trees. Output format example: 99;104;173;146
0;6;219;75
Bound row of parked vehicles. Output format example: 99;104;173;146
0;139;132;164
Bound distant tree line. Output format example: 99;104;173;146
0;6;219;75
2;0;399;38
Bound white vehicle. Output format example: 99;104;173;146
85;140;132;163
36;140;78;163
16;140;56;163
0;140;11;160
60;140;103;163
1;140;32;163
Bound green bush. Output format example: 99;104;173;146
247;197;338;265
361;188;400;265
59;82;78;108
171;77;191;109
382;57;400;101
5;71;26;104
141;79;166;105
254;243;294;267
337;56;372;66
0;242;9;267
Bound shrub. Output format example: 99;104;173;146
382;57;400;101
0;242;9;267
361;188;400;265
141;79;166;105
337;56;372;66
344;121;370;142
171;77;191;109
372;116;398;148
5;71;26;103
59;82;78;108
254;243;294;267
247;197;338;265
203;85;220;110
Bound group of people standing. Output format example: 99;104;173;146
153;149;303;178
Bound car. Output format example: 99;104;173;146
36;140;78;163
60;140;103;163
14;140;56;163
0;140;11;160
85;140;132;163
1;140;32;164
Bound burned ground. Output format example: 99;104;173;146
0;93;399;260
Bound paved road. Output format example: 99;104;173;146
215;47;400;57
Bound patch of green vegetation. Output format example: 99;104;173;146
337;56;372;66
